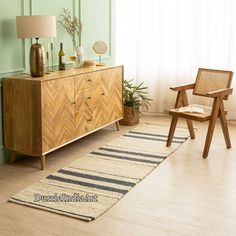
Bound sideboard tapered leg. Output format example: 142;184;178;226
40;155;46;170
115;121;120;131
11;151;17;164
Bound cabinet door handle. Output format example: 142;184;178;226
101;92;105;96
87;79;91;82
71;102;76;105
87;118;92;122
87;96;91;99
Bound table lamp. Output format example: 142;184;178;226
16;15;57;77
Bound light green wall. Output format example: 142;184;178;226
0;0;115;164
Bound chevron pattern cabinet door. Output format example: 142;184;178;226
100;67;123;125
41;77;75;153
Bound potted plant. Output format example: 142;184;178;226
119;79;153;126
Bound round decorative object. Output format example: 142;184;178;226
92;41;108;65
83;60;97;68
92;41;108;55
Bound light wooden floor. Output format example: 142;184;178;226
0;115;236;236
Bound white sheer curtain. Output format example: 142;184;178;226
115;0;236;119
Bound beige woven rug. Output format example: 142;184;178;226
9;123;190;221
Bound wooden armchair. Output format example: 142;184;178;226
166;68;233;158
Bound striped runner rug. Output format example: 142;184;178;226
9;123;190;221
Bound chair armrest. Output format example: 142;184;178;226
207;88;233;97
170;83;195;91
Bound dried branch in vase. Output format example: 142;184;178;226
58;8;82;47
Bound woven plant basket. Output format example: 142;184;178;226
119;106;139;126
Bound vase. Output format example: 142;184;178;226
74;46;84;68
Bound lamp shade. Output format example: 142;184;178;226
16;15;57;39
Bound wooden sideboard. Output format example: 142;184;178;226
3;65;124;170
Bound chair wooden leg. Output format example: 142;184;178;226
203;121;217;158
40;155;46;170
203;97;220;158
186;120;195;139
166;116;178;147
219;101;231;148
11;151;17;164
115;121;120;131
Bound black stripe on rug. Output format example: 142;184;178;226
10;197;95;221
58;169;136;187
129;131;187;140
67;167;141;181
99;147;166;159
47;175;129;194
123;134;184;143
90;151;161;165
